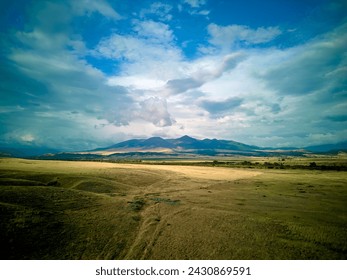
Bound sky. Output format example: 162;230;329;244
0;0;346;151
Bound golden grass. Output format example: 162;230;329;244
0;158;346;259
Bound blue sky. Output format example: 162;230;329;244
0;0;346;150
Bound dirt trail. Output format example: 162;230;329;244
124;202;190;260
122;165;262;259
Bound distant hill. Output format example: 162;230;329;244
305;141;347;153
0;146;60;158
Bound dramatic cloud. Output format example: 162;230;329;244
263;23;347;96
1;0;346;149
0;0;135;149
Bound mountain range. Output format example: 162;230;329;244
1;136;346;159
84;135;347;158
94;135;259;152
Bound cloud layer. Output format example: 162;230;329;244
1;0;346;150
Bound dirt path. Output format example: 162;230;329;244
119;164;262;259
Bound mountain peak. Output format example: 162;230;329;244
178;135;197;141
142;137;174;148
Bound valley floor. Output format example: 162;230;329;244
0;158;346;259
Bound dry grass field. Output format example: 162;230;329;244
0;158;346;259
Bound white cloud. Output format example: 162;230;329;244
163;53;245;95
133;20;174;43
208;23;282;50
197;10;210;15
95;19;185;89
183;0;207;8
140;2;173;21
182;0;209;17
95;20;180;64
138;97;175;127
188;9;210;16
71;0;121;20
